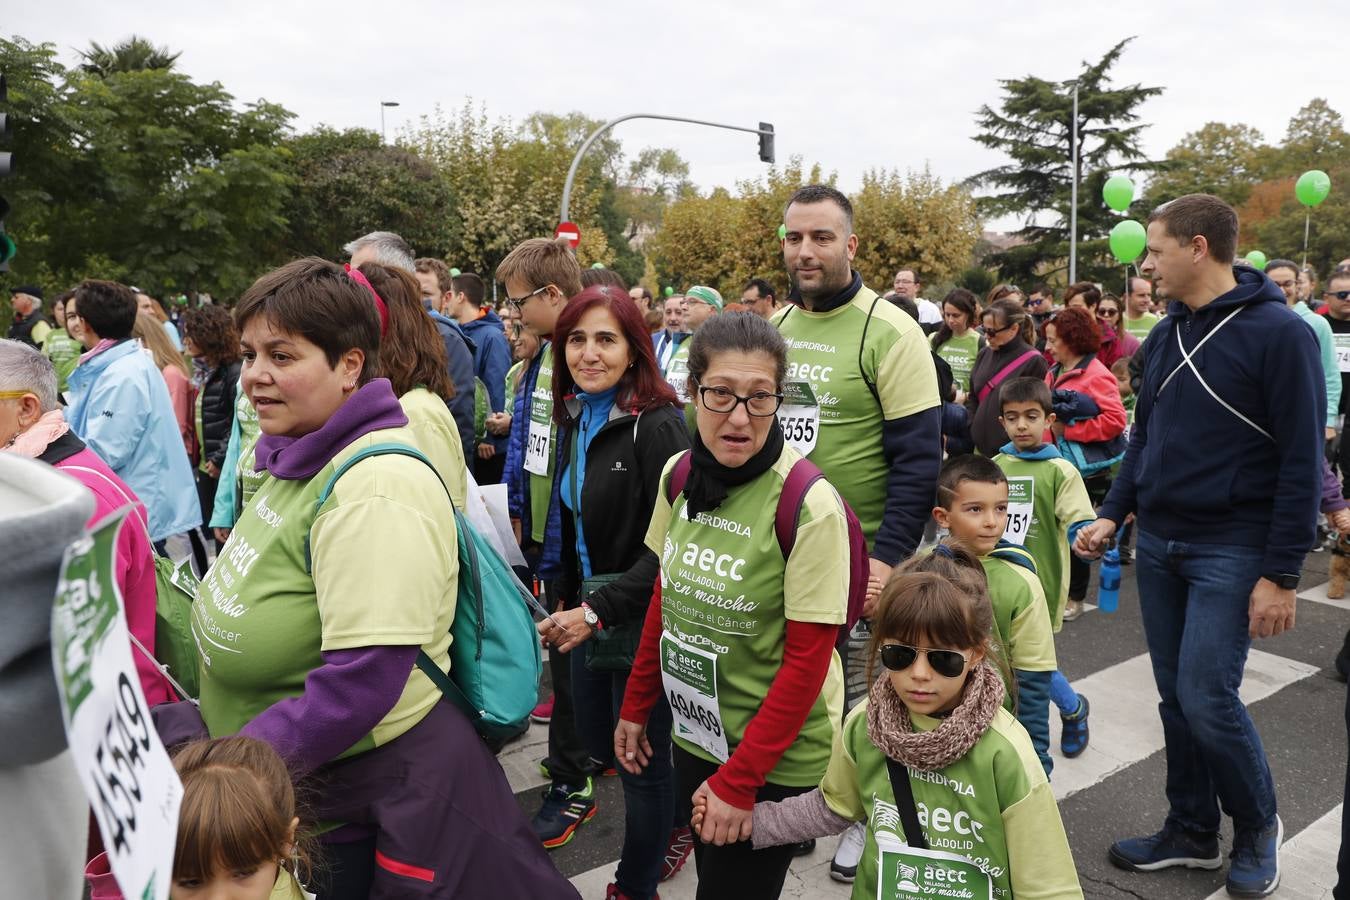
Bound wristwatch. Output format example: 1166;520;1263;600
1263;573;1300;590
580;602;601;631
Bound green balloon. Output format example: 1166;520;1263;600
449;267;461;277
591;262;604;269
1102;175;1135;212
1108;220;1147;264
777;223;787;240
664;286;675;297
1244;251;1267;271
1295;170;1331;207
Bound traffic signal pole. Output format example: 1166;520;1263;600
559;114;775;225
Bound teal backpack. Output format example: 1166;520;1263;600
310;443;542;744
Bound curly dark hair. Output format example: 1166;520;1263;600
182;305;241;368
1045;306;1101;358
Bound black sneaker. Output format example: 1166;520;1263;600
1335;630;1350;682
531;779;596;849
1109;824;1222;872
791;839;816;857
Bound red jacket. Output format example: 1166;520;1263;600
1046;356;1128;444
1095;323;1140;370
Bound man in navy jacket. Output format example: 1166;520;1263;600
1078;194;1322;899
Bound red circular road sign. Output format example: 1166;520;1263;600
555;221;581;249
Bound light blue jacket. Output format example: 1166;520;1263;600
1293;301;1340;427
66;340;202;541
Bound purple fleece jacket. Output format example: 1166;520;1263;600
242;379;422;778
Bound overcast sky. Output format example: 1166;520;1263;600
10;1;1349;232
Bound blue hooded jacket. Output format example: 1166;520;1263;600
427;309;477;460
1099;267;1324;576
461;309;512;453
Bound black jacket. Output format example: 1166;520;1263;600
199;361;241;469
555;400;690;626
966;338;1049;457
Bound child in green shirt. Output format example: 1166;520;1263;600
728;546;1082;900
931;455;1057;775
993;377;1096;760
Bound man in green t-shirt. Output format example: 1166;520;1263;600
774;184;942;882
1122;276;1161;341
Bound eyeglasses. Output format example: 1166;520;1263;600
694;382;783;416
0;389;36;400
1325;290;1350;301
879;643;971;678
506;285;549;312
1099;308;1120;318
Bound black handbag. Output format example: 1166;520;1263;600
581;574;642;671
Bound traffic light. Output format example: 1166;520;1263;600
758;122;775;164
0;73;13;272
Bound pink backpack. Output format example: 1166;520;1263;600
667;451;871;632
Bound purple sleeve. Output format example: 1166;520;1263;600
1323;457;1348;514
240;645;419;778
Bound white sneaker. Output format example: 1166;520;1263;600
830;821;866;883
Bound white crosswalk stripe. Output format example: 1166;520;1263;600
501;646;1340;898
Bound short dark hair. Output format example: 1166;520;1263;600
1265;259;1299;278
999;377;1053;416
744;278;775;301
579;267;628;291
451;272;486;308
1148;193;1238;264
687;311;788;391
414;258;452;295
1064;282;1101;309
182;305;241;368
75;280;138;340
1030;283;1052;298
1329;267;1350;287
785;184;853;232
937;454;1007;510
889;293;920;322
234;258;381;385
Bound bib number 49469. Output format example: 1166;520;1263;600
660;632;729;762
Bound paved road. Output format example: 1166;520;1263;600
502;551;1349;899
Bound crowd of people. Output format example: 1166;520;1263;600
3;187;1349;899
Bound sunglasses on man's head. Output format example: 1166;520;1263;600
879;643;971;678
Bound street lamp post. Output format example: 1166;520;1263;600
380;100;400;144
559;114;775;224
1068;82;1080;285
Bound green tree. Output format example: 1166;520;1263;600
852;167;982;289
968;37;1163;284
1275;98;1350;176
1143;122;1267;208
78;36;180;77
280;126;456;263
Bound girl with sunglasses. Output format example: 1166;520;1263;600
727;542;1082;899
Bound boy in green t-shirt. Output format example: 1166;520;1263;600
932;455;1057;775
993;377;1096;760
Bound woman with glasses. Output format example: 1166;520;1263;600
614;312;852;899
534;284;690;899
967;299;1048;457
1092;293;1140;370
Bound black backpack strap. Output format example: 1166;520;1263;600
859;294;882;407
885;757;929;850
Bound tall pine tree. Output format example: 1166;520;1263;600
969;38;1162;285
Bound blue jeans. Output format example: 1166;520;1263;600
1135;529;1277;835
571;650;676;900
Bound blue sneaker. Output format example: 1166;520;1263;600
1109;824;1222;872
1060;694;1090;758
1226;816;1282;898
531;778;596;849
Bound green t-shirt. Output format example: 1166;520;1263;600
1121;312;1160;341
819;701;1082;900
526;343;556;544
644;444;848;785
979;555;1057;675
666;340;693;405
195;425;459;757
235;384;264;511
932;330;983;395
400;387;468;510
993;453;1095;631
43;328;83;392
772;288;940;545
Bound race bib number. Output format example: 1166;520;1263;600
51;509;182;900
660;631;729;762
1002;476;1034;546
667;352;692;404
877;844;993;900
1335;334;1350;374
524;415;551;476
777;381;820;456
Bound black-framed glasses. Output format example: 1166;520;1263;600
1099;308;1120;318
880;643;971;678
1326;290;1350;301
506;285;549;312
694;382;783;416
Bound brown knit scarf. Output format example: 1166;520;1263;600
866;659;1006;772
